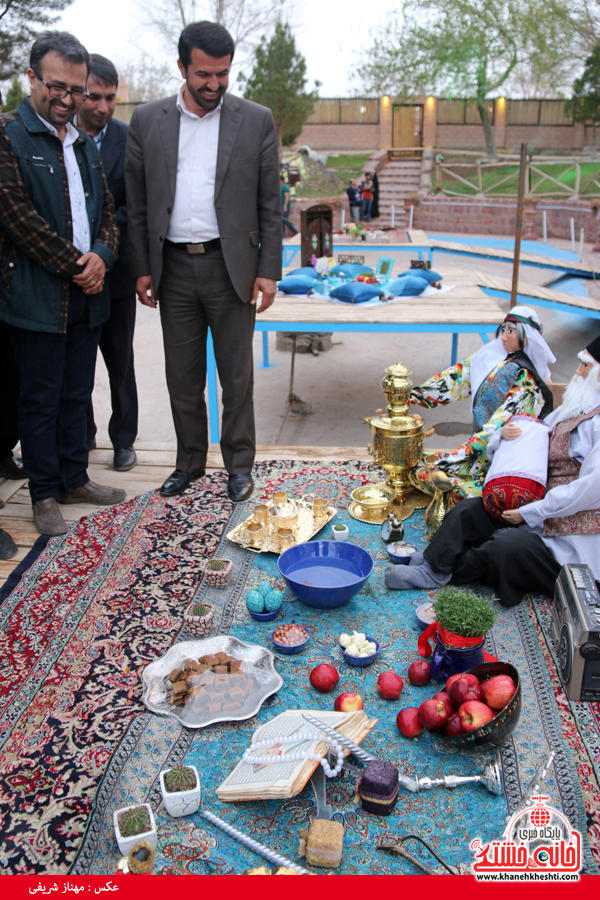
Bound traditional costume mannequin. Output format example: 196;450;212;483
386;337;600;607
482;414;550;517
408;306;555;500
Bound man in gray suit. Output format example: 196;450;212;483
125;20;282;502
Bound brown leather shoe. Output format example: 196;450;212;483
33;498;69;536
58;480;126;506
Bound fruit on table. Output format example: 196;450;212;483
418;697;451;731
458;700;494;732
377;671;404;701
448;676;481;708
309;664;340;692
444;713;464;736
432;691;454;718
339;630;377;658
334;692;364;711
407;660;431;686
446;672;479;694
480;674;516;710
396;707;423;738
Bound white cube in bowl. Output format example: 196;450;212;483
159;765;201;817
113;803;157;856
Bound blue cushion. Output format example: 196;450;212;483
287;266;319;278
329;282;383;303
328;263;374;277
398;268;442;284
384;275;429;297
277;274;320;295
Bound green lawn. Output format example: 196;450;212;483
292;153;372;199
325;153;372;183
440;160;600;197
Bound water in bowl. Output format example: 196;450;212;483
287;558;362;587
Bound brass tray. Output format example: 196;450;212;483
349;489;428;525
226;497;336;554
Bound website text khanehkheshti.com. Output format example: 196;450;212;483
475;872;580;881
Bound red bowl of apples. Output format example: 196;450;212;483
437;662;521;750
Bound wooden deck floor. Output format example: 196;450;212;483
0;444;371;587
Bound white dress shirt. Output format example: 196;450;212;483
520;402;600;580
35;113;91;254
166;86;222;243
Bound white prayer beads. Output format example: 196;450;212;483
242;729;344;778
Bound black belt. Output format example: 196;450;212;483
165;238;221;254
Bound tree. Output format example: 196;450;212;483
0;0;73;80
3;73;25;109
566;41;600;147
242;21;318;150
117;57;178;103
357;0;572;158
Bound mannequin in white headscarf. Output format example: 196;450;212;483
407;306;555;501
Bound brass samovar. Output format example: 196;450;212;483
352;361;433;523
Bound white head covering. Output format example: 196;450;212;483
469;306;556;409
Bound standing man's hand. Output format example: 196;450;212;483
73;252;107;293
251;277;277;314
136;275;157;308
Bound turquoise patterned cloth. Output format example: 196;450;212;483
73;463;597;876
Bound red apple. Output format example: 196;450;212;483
334;692;364;712
396;707;423;738
407;660;431;686
449;677;481;708
446;672;479;693
418;698;450;731
309;664;339;693
458;700;494;732
480;675;516;710
377;671;404;701
432;691;455;717
444;714;464;736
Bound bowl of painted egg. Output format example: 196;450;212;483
386;541;418;565
271;622;310;654
339;630;380;667
246;581;284;621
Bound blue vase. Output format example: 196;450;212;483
430;632;485;684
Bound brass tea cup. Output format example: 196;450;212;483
273;491;287;506
247;522;264;545
253;504;269;524
277;527;294;550
313;497;329;519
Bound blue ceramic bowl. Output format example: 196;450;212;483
277;540;374;609
248;607;281;622
387;541;418;565
271;627;310;655
415;601;437;631
340;636;380;667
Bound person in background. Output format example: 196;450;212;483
346;178;361;223
0;321;25;480
126;20;282;503
281;174;298;236
371;168;380;219
0;31;123;536
77;54;139;473
360;172;374;222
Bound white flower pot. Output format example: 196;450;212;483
113;803;157;856
332;524;350;541
159;765;201;817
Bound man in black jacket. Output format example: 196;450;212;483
77;54;138;472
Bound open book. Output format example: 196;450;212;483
216;709;377;801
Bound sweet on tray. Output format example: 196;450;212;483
164;653;256;713
299;819;345;868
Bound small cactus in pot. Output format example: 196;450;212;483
183;599;214;636
202;557;233;588
113;803;157;856
160;764;201;817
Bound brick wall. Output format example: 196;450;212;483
412;196;598;241
294;122;381;151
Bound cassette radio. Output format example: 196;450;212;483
550;564;600;702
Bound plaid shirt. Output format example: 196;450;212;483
0;100;119;333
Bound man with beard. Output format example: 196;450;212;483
0;31;123;536
126;20;282;503
385;337;600;606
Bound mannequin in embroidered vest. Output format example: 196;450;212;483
386;338;600;607
407;306;554;504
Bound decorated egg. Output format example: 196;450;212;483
257;581;272;597
246;590;265;613
264;589;283;612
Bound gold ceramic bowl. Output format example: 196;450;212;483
350;483;396;510
269;502;299;530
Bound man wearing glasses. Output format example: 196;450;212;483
0;31;123;536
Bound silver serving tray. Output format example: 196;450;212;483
142;636;283;729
